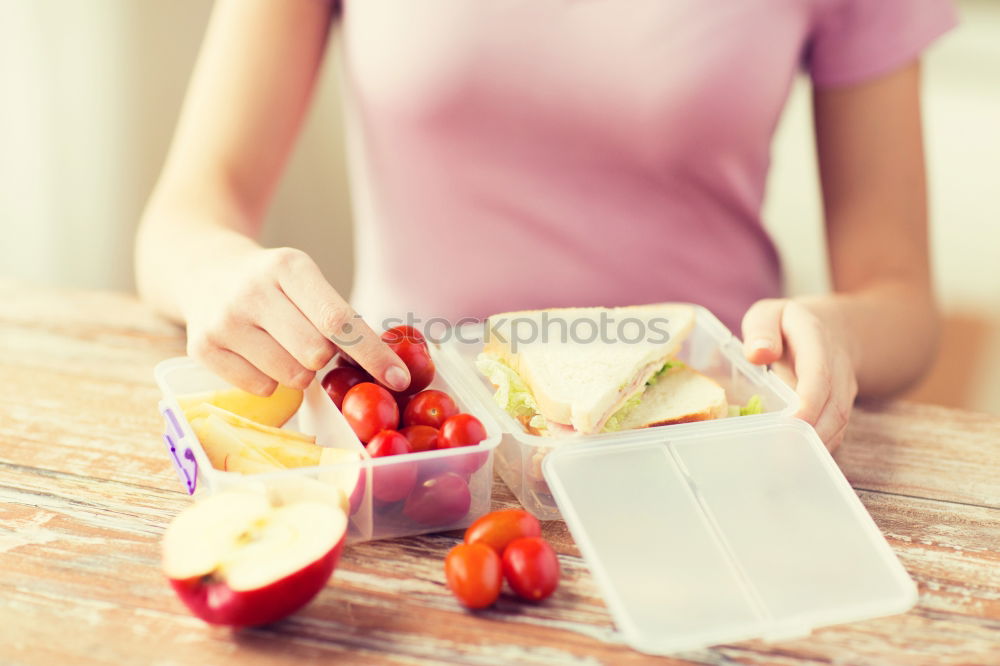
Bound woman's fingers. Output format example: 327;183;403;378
189;341;278;397
274;248;411;391
808;353;856;448
743;298;859;449
225;325;315;390
779;302;858;448
255;287;338;373
741;298;787;365
781;305;832;427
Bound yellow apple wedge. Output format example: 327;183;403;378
185;403;322;468
178;384;303;427
189;414;287;474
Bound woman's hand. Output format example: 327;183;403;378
740;298;859;450
182;246;411;397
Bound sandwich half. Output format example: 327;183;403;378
476;304;700;435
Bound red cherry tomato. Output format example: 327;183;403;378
438;413;489;475
400;424;439;453
445;543;502;610
502;537;560;602
439;414;487;448
366;429;411;457
464;509;542;554
403;390;459;429
384;337;435;395
366;430;417;503
403;472;471;526
321;366;373;410
341;383;400;443
381;325;426;346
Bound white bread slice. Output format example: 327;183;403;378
619;366;728;429
483;304;695;434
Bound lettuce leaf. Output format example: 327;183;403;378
475;354;546;429
601;390;645;432
646;359;685;386
728;394;765;417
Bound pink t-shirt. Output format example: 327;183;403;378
339;0;955;333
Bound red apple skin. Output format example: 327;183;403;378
167;534;345;627
403;472;472;526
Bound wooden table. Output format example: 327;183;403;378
1;280;998;666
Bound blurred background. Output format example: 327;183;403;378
1;1;997;415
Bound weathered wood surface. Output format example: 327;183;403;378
1;280;998;666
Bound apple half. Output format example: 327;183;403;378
162;490;347;627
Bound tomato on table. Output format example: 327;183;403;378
502;537;560;602
444;543;502;609
464;509;542;554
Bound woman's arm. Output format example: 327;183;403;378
742;62;939;448
136;0;411;395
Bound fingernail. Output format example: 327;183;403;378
384;365;410;392
750;338;775;352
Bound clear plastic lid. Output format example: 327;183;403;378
542;418;917;654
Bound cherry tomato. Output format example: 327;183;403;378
403;390;459;429
400;424;439;453
341;383;399;443
403;472;471;526
438;413;489;475
381;325;426;346
502;537;560;602
439;414;487;448
384;337;435;395
464;509;542;554
366;430;417;503
444;543;502;610
321;366;373;410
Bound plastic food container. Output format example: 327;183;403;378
154;350;501;544
434;305;917;653
434;305;799;519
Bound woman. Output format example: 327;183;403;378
136;0;955;449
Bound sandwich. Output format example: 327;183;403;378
475;303;751;436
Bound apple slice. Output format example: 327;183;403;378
319;447;366;516
186;403;320;468
162;490;347;627
265;476;349;516
189;414;287;474
177;384;303;427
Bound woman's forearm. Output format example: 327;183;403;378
135;188;260;324
135;0;335;323
795;282;940;399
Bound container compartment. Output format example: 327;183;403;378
435;305;799;519
155;352;500;543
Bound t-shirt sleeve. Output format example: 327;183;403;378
806;0;958;89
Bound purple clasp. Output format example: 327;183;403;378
161;404;198;494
